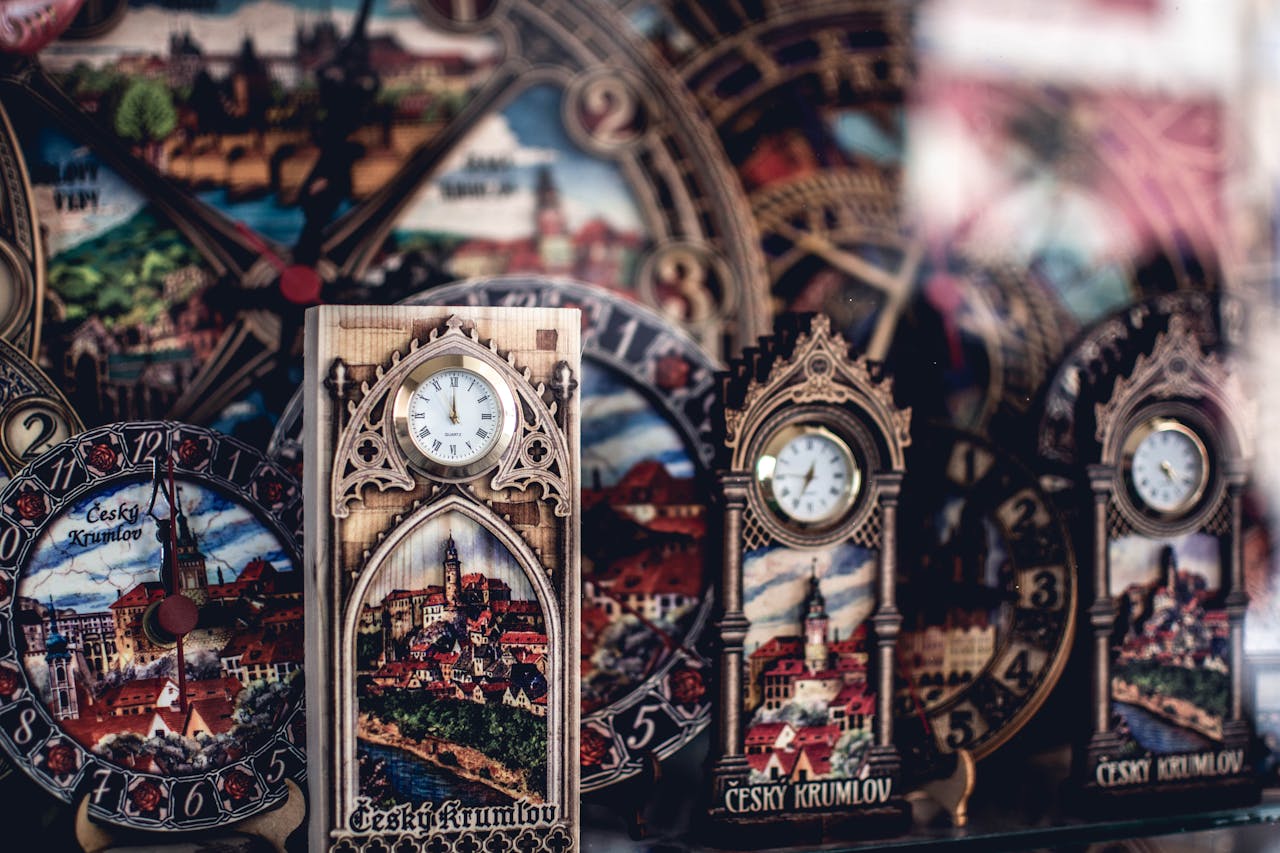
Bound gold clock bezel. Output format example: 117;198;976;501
392;354;519;480
756;423;862;530
1121;416;1211;519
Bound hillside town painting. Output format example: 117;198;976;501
356;513;549;806
579;363;705;713
15;479;302;775
742;544;878;785
1108;534;1230;755
384;84;649;292
39;0;500;244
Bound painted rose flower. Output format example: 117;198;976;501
45;742;76;776
87;442;118;472
129;780;162;813
654;354;691;391
668;666;706;707
223;768;255;800
176;438;206;466
259;477;285;505
580;726;611;766
0;667;19;697
14;491;45;521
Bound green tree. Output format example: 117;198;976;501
114;80;177;164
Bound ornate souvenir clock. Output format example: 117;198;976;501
1064;310;1258;809
0;422;306;837
893;428;1076;771
400;276;720;793
304;306;580;853
707;314;910;844
7;0;765;434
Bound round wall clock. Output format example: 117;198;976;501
756;423;862;529
12;0;765;436
0;422;304;830
1122;416;1212;518
894;427;1077;763
386;275;720;793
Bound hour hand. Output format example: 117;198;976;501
449;392;460;424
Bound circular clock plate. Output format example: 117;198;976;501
894;428;1077;763
1122;416;1212;518
0;423;304;830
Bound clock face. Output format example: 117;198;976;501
1126;418;1210;516
759;425;860;527
405;367;503;467
393;355;517;479
0;423;305;831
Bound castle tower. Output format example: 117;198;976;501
45;601;79;721
803;564;830;674
444;533;462;608
535;166;573;272
158;501;209;606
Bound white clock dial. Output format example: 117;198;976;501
761;426;861;525
1128;420;1209;515
406;367;503;466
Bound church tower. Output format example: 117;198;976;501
444;533;462;608
803;564;830;674
535;166;573;272
45;601;79;721
158;500;209;606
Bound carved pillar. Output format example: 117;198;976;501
1224;462;1250;737
713;472;752;779
1086;464;1116;741
872;472;902;750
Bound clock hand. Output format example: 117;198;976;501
450;391;460;425
801;462;816;493
1160;460;1178;482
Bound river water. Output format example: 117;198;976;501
359;740;514;807
1113;700;1217;754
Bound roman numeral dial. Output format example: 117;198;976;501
757;424;861;527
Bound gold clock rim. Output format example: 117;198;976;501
755;423;862;531
1121;416;1212;519
392;354;519;481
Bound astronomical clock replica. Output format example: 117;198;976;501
1036;295;1258;811
707;314;911;844
303;305;580;853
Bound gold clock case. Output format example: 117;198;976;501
755;421;864;534
1120;414;1213;522
392;353;520;481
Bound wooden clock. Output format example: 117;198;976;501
707;313;911;844
304;305;580;853
1072;310;1257;810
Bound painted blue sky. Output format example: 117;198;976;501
361;510;537;608
743;542;876;656
395;84;646;241
41;0;497;69
18;479;293;614
25;127;148;256
580;362;692;487
1109;532;1221;596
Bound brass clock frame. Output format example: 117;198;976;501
1120;413;1213;522
755;420;865;536
392;353;520;481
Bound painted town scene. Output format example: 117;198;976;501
16;118;229;426
15;479;302;775
896;494;1009;714
381;84;649;292
579;363;706;713
743;544;878;784
38;0;500;246
356;512;549;806
1109;534;1230;755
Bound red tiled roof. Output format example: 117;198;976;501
745;722;790;746
765;659;805;678
751;637;802;660
110;582;165;610
499;632;547;646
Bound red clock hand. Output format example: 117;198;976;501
234;221;323;306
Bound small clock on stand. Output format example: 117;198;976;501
1077;313;1258;812
705;314;912;846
